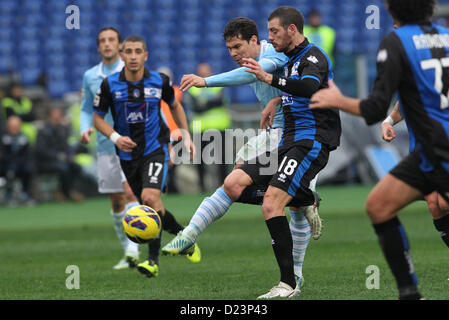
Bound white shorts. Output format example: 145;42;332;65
235;128;283;163
97;154;127;194
235;128;318;191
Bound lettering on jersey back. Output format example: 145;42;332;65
413;33;449;50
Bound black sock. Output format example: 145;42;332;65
147;231;162;265
373;217;421;298
160;210;184;235
265;216;296;289
433;214;449;248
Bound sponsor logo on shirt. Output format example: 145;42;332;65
144;87;162;99
125;102;148;123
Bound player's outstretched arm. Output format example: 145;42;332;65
381;101;403;142
181;59;280;92
310;80;362;116
179;74;206;92
93;113;136;153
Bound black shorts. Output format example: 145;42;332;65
390;150;449;201
120;146;169;199
239;140;329;207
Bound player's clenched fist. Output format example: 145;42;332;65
115;136;137;153
381;121;396;142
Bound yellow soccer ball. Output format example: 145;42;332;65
122;205;161;243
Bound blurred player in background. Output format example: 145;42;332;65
157;66;184;194
303;9;336;66
93;35;200;278
80;27;140;270
163;17;323;294
382;102;449;248
183;62;232;192
310;0;448;300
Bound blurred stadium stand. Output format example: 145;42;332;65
2;0;449;189
2;0;448;100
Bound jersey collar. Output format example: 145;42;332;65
98;59;124;79
285;38;310;58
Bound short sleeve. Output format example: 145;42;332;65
93;78;113;116
159;73;175;105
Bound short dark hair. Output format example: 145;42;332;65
268;6;305;34
97;27;122;46
386;0;436;24
122;35;147;51
223;17;260;44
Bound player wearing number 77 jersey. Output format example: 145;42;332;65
310;0;448;299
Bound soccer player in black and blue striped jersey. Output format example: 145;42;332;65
240;6;342;298
311;0;448;300
93;35;200;277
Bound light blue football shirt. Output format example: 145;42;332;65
80;59;124;155
204;40;288;129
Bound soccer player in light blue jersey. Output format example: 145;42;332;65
79;27;140;270
162;18;323;293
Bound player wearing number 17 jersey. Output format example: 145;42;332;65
93;35;200;278
310;0;449;300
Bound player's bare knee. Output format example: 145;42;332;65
223;175;244;201
141;192;159;207
262;193;282;220
365;194;395;223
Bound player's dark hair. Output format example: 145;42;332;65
268;6;305;34
386;0;436;24
223;17;260;44
123;35;147;51
97;26;122;46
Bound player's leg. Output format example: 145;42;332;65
301;177;323;240
138;187;164;277
366;151;432;299
288;205;310;286
258;141;329;299
366;173;424;299
257;186;299;299
98;154;140;269
172;130;271;245
426;192;449;248
162;168;252;256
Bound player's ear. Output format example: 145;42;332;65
250;35;258;45
288;23;297;35
144;51;149;62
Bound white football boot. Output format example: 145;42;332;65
257;282;301;299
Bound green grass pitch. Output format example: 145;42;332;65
0;185;448;300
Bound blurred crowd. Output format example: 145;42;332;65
0;10;337;207
0;77;97;206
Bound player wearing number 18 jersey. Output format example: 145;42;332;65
310;0;449;300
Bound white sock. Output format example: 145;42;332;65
289;208;311;281
111;201;140;255
125;201;140;212
183;187;233;241
111;209;130;252
124;201;140;254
